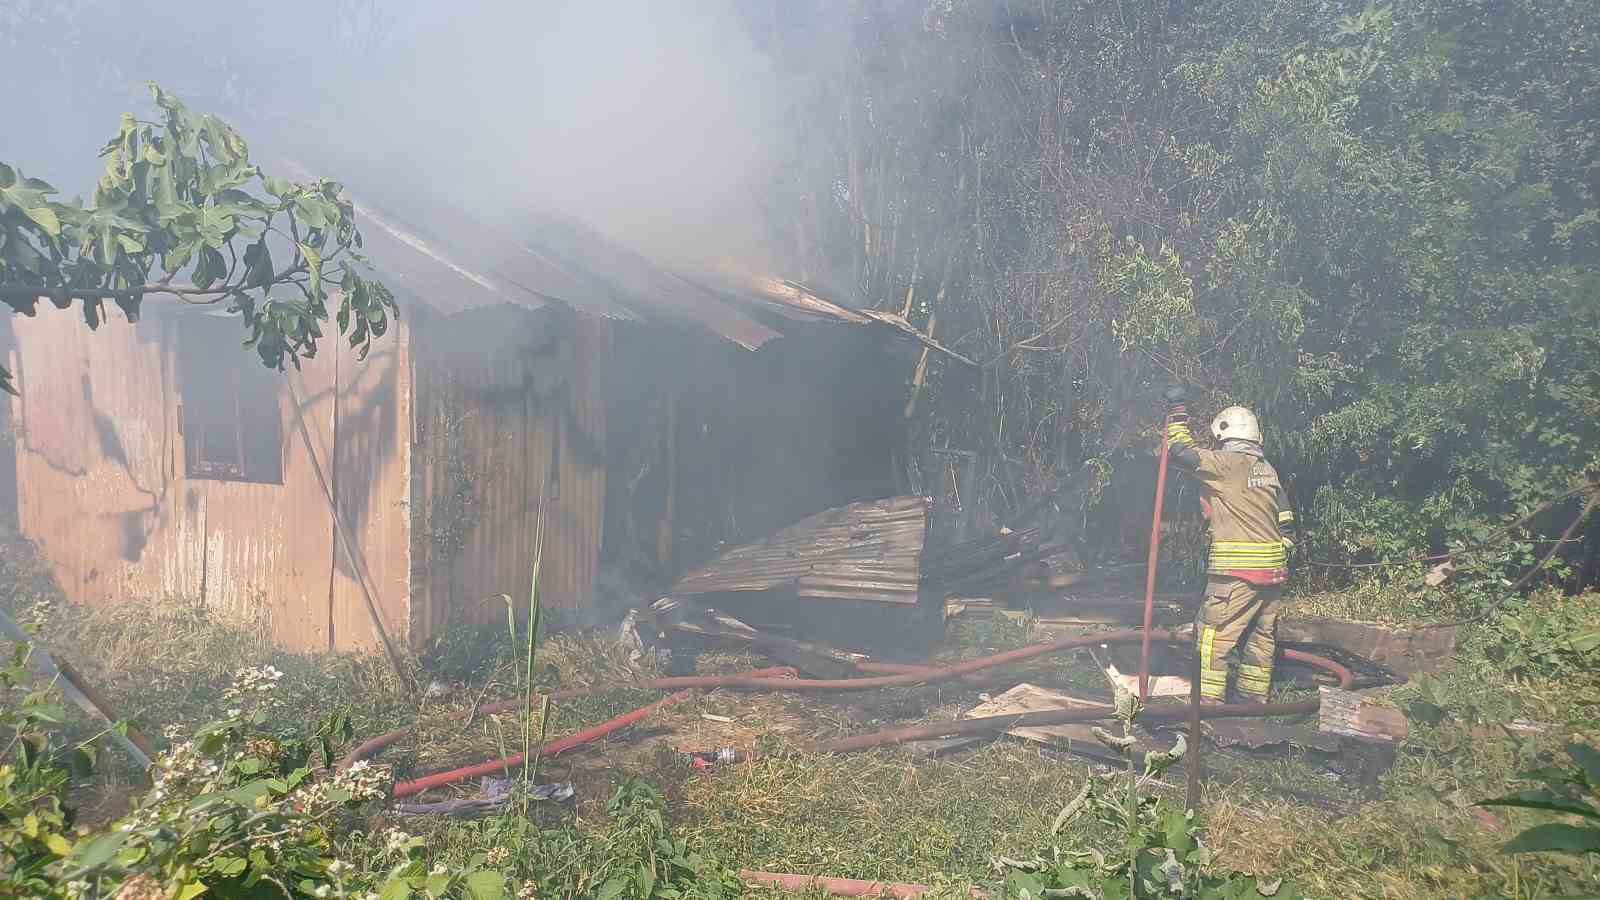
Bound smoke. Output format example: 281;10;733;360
2;0;823;277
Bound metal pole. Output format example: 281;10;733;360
0;609;154;771
1138;413;1172;702
1186;628;1205;811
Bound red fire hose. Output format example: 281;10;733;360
342;666;799;787
345;631;1171;775
347;636;1349;799
392;689;692;799
1139;412;1173;702
812;646;1349;754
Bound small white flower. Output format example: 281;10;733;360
327;860;352;876
313;887;331;899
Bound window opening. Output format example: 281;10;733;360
177;316;285;484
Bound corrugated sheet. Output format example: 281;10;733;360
8;309;411;653
327;330;413;654
672;495;929;605
411;310;607;641
273;154;778;349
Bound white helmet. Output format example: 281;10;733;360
1211;406;1262;444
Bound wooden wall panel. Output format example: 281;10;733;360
412;310;608;643
9;309;411;653
9;310;201;605
329;329;412;654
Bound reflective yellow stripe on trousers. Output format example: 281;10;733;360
1198;625;1226;700
1237;663;1272;697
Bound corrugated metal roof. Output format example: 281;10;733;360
671;495;929;605
268;156;771;346
269;153;963;353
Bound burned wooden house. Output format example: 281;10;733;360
0;192;968;654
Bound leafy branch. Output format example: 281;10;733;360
0;82;397;395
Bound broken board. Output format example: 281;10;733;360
963;683;1161;764
1280;616;1459;678
673;495;928;606
1318;686;1550;746
1318;686;1410;744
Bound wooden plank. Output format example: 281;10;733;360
674;495;928;606
1319;687;1552;746
964;683;1159;764
1280;615;1459;678
1318;687;1410;744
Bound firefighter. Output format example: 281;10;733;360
1164;386;1296;703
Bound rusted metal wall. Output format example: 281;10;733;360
7;309;411;653
411;307;607;642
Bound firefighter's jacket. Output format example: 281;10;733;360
1167;416;1294;585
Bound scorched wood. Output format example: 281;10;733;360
672;495;929;605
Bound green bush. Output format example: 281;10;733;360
0;653;505;900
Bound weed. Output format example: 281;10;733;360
996;683;1293;898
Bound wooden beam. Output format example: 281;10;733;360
1318;687;1410;744
1280;616;1459;678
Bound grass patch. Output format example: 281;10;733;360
8;528;1600;899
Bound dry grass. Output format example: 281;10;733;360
673;740;1107;886
10;562;1600;898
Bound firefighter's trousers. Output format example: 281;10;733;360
1195;575;1282;701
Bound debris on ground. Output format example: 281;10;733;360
391;779;575;817
1102;660;1191;698
1197;720;1338;753
647;597;863;678
961;683;1166;765
1317;687;1409;744
1278;614;1458;679
672;495;929;607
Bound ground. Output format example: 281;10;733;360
5;530;1600;899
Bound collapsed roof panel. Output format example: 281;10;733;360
672;495;929;606
271;153;962;357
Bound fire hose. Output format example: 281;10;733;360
342;633;1350;799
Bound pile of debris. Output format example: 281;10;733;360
633;494;1480;785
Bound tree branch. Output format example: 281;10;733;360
1;264;308;306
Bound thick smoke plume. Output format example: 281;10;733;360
2;0;818;276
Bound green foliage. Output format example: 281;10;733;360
0;641;81;897
0;83;396;393
1102;238;1200;353
788;0;1600;586
588;780;743;900
1480;590;1600;679
999;793;1299;899
1480;743;1600;859
0;652;501;900
998;685;1293;898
